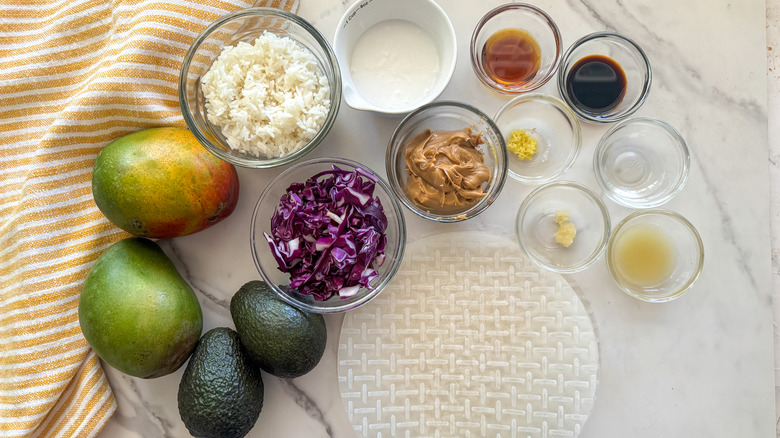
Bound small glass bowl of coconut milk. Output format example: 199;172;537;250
334;0;457;115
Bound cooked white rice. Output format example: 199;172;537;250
201;31;331;159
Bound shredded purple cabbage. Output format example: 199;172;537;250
264;166;389;301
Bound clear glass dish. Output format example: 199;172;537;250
250;157;406;313
385;100;508;222
594;116;689;208
494;93;581;183
607;209;704;303
470;3;562;94
516;181;610;273
557;31;651;123
180;8;342;168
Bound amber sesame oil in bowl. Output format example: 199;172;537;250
470;3;562;94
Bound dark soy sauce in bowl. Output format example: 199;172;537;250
565;55;627;114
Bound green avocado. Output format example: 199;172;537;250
177;327;264;438
230;281;327;378
78;237;203;378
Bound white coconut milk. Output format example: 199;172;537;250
350;19;441;110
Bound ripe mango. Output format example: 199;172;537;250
92;127;239;238
79;237;203;378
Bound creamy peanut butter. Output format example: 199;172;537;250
404;128;491;212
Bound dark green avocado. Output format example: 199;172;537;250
230;280;327;379
177;327;264;438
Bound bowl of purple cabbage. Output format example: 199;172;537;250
251;157;407;313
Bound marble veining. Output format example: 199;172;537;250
162;240;232;312
106;369;179;437
97;0;776;437
280;379;336;437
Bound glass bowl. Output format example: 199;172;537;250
516;181;610;273
250;158;407;313
557;32;651;123
607;210;704;303
493;93;581;183
594;116;689;208
470;3;562;94
180;8;342;168
385;101;508;222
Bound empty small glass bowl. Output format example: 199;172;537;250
493;93;581;183
607;210;703;303
594;117;689;208
470;3;562;94
516;181;610;273
557;32;651;123
251;158;406;313
180;8;342;168
386;101;508;222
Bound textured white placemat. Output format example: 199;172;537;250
337;231;599;438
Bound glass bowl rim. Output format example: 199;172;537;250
515;180;611;273
179;7;343;168
385;100;509;223
556;31;652;124
606;208;704;303
250;156;408;313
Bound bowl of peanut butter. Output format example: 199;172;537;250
385;101;508;222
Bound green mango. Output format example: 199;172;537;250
79;237;203;378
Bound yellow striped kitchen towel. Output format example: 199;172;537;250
0;0;299;436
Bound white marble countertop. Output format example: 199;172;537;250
99;0;778;437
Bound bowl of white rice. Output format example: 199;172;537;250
180;8;342;168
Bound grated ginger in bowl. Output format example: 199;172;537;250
507;128;537;160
